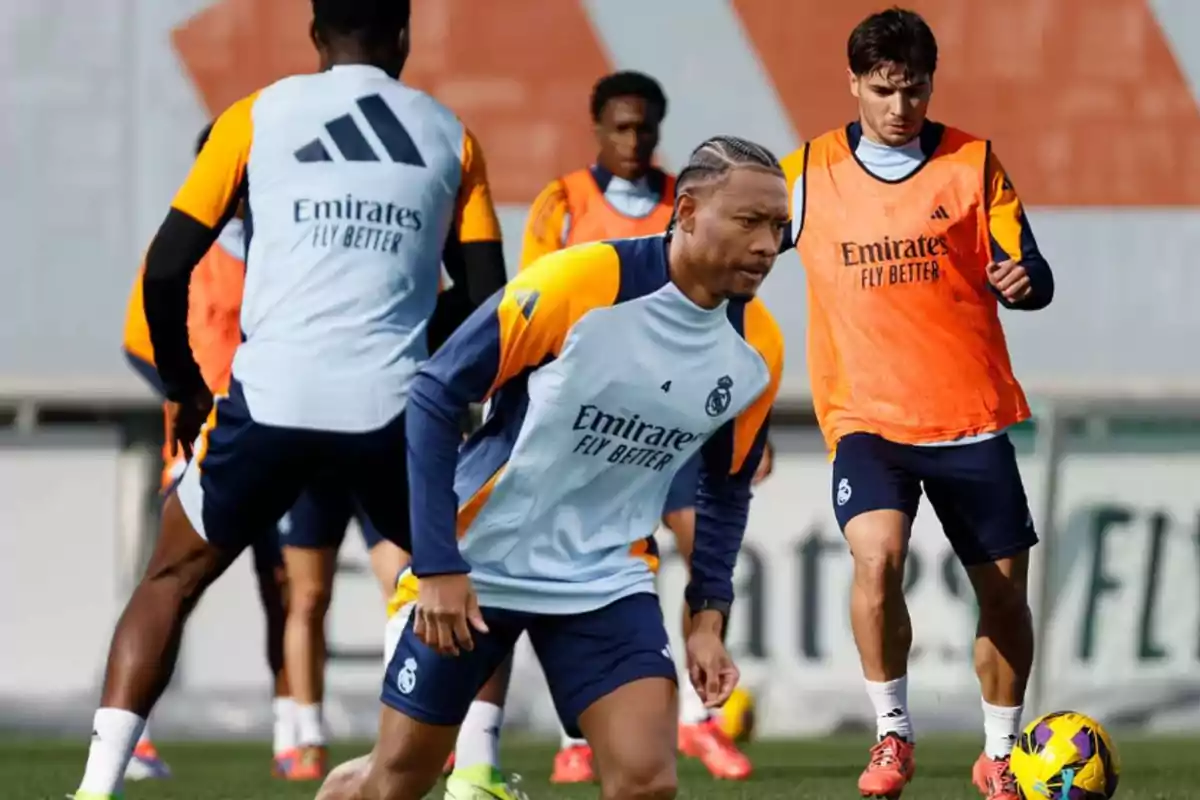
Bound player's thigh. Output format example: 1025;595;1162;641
579;677;678;798
920;434;1038;569
174;388;310;553
833;433;920;563
528;592;678;740
342;411;412;552
381;590;522;729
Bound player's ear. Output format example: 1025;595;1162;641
674;193;698;235
847;67;860;99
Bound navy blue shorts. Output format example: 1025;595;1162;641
165;474;283;571
175;382;410;555
381;592;676;738
831;432;1037;566
278;486;386;551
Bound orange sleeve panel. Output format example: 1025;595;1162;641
985;149;1033;262
488;242;621;395
519;178;570;271
171;92;257;227
455;128;502;243
780;144;808;215
985;148;1053;308
779;144;808;247
731;298;784;474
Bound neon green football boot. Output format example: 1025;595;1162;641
444;763;529;799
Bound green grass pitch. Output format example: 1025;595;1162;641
5;735;1193;799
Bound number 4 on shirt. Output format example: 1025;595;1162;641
661;380;672;393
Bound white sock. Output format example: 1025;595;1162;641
865;676;913;741
982;700;1023;759
296;703;326;747
137;722;151;746
678;678;711;725
273;697;298;756
454;701;503;769
78;708;146;795
559;723;588;749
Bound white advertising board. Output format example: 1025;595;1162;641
6;446;1200;737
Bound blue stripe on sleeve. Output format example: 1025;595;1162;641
406;291;505;577
685;417;769;609
988;214;1054;311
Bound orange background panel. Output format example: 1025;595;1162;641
173;0;612;204
172;0;316;116
733;0;1200;206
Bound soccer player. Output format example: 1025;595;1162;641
280;492;407;779
73;2;507;798
518;70;753;785
778;9;1053;800
120;123;296;780
520;70;674;270
345;135;785;800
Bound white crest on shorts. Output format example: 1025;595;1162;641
836;478;852;507
396;657;418;695
661;644;673;661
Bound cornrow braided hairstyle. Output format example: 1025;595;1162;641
667;135;783;235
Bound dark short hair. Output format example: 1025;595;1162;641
847;7;938;80
195;123;214;156
311;0;410;45
590;71;667;123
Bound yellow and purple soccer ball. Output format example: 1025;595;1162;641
1010;711;1120;799
716;685;756;742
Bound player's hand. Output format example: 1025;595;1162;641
752;439;775;486
686;612;739;708
414;573;489;656
986;259;1032;304
165;393;213;460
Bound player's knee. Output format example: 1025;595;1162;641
315;755;371;800
600;753;677;800
289;580;333;619
850;537;906;595
601;769;677;800
368;744;440;800
845;513;908;594
976;577;1030;625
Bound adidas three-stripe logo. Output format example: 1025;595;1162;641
930;205;950;220
295;94;426;166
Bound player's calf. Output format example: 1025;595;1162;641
969;552;1033;783
77;494;238;799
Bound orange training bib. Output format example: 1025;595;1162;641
561;167;675;246
797;125;1030;448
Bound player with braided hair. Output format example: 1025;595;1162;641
316;133;786;800
510;74;763;785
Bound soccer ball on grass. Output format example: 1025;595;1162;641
1009;710;1120;799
